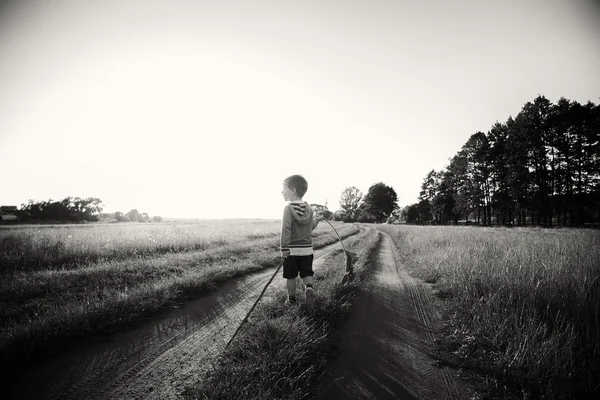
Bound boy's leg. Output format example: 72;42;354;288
301;276;314;287
299;255;315;288
283;256;299;304
300;255;315;304
287;278;297;299
302;276;315;304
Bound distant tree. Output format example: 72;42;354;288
564;99;600;224
356;202;377;223
462;131;493;225
513;96;553;226
437;165;463;224
419;170;443;223
416;199;433;224
403;203;420;224
74;197;103;221
339;186;363;222
420;170;441;203
20;197;103;222
126;209;143;222
152;216;163;222
415;94;600;226
361;182;398;223
332;210;345;221
551;98;576;225
487;120;513;225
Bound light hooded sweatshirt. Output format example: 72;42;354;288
280;201;319;256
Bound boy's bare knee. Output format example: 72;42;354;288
302;276;314;285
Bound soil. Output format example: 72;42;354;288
6;235;357;400
320;230;475;399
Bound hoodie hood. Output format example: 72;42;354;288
289;202;313;225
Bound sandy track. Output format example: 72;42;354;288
8;233;359;400
321;231;469;400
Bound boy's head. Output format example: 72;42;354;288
282;175;308;201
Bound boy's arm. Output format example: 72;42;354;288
280;206;292;258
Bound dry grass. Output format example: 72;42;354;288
0;220;278;273
0;220;359;376
376;224;600;399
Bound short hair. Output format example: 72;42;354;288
283;175;308;197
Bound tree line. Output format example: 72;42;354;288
14;197;162;223
18;197;104;222
403;95;599;226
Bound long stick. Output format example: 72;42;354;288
225;258;285;349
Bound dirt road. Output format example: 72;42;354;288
321;231;471;399
8;234;359;400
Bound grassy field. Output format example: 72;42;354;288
5;221;596;399
0;220;279;273
0;220;359;374
184;227;380;399
376;224;600;399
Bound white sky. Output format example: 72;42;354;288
1;0;599;219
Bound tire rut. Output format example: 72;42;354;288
321;230;468;400
386;232;462;399
8;229;362;400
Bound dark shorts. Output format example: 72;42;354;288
283;255;314;279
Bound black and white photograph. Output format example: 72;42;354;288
1;0;599;399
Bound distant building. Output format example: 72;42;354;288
0;205;18;222
0;205;18;213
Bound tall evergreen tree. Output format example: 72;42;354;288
416;95;599;226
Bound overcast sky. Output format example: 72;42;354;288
1;0;599;219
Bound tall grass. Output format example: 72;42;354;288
377;224;600;399
0;220;359;376
0;220;279;273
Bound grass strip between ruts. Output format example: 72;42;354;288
184;229;380;400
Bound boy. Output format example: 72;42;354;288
280;174;322;305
